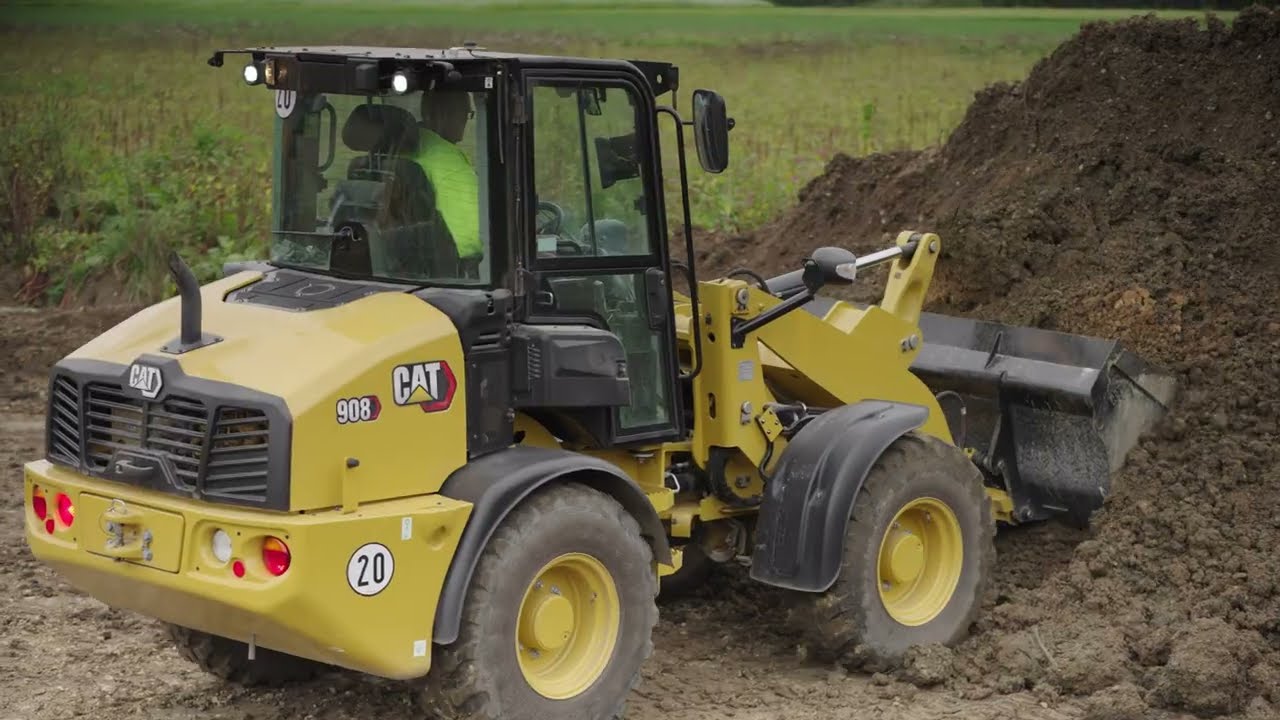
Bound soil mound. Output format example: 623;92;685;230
718;8;1280;716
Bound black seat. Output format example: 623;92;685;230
334;104;459;278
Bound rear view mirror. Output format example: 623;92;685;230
809;247;859;288
692;89;732;174
595;133;640;189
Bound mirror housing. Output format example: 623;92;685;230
595;133;641;189
809;246;859;288
692;89;732;174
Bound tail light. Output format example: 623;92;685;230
55;493;75;528
31;486;48;520
262;537;291;577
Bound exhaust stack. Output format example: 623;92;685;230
162;252;222;354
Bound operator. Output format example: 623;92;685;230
415;90;482;260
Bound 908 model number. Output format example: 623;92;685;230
336;395;381;425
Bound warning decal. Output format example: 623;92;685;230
347;543;394;597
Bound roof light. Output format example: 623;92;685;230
389;71;409;94
243;63;262;86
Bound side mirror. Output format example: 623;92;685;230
692;89;732;174
808;247;859;289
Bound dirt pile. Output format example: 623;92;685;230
719;8;1280;717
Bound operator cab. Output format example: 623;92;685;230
211;46;730;453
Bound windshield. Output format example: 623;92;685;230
271;88;492;285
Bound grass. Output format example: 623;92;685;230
0;1;1218;302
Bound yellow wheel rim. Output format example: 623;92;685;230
515;553;620;699
876;497;963;626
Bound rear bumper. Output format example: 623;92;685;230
24;460;472;680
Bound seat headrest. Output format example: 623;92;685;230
342;104;420;153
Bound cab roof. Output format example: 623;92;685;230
208;45;679;96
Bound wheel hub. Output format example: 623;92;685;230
520;593;575;651
882;530;925;585
515;553;620;699
875;497;964;627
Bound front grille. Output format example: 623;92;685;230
48;371;278;507
48;376;81;464
205;407;271;502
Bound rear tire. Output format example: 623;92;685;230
166;624;328;687
418;483;658;720
790;432;994;670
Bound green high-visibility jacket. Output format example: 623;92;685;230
413;129;481;258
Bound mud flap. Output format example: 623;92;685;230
911;312;1176;525
749;401;929;592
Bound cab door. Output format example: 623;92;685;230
518;71;682;444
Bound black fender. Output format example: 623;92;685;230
749;401;929;592
432;445;671;645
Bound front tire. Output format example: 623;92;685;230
790;432;994;669
419;483;658;720
166;624;328;687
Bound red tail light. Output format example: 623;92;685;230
44;519;55;535
55;493;75;527
262;537;291;577
232;560;246;578
32;486;48;520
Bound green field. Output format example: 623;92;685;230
0;1;1212;302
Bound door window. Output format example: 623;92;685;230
528;80;672;434
530;83;651;260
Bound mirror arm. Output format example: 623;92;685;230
657;105;703;382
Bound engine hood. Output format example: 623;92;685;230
62;271;471;510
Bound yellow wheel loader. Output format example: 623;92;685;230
23;46;1175;719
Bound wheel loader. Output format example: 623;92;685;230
23;45;1175;719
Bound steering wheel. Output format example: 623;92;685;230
536;201;565;236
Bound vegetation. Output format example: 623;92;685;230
0;1;1215;303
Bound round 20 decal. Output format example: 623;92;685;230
347;543;394;596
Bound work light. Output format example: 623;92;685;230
389;71;409;94
243;62;262;86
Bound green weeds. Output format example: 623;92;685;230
1;2;1206;302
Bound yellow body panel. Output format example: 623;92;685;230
69;272;468;510
25;460;471;679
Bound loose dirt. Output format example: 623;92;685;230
703;7;1280;718
5;8;1280;720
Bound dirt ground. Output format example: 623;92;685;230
6;8;1280;720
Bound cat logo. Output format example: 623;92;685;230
391;361;457;413
127;363;163;399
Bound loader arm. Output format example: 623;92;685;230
679;232;951;482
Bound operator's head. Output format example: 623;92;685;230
420;90;472;144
